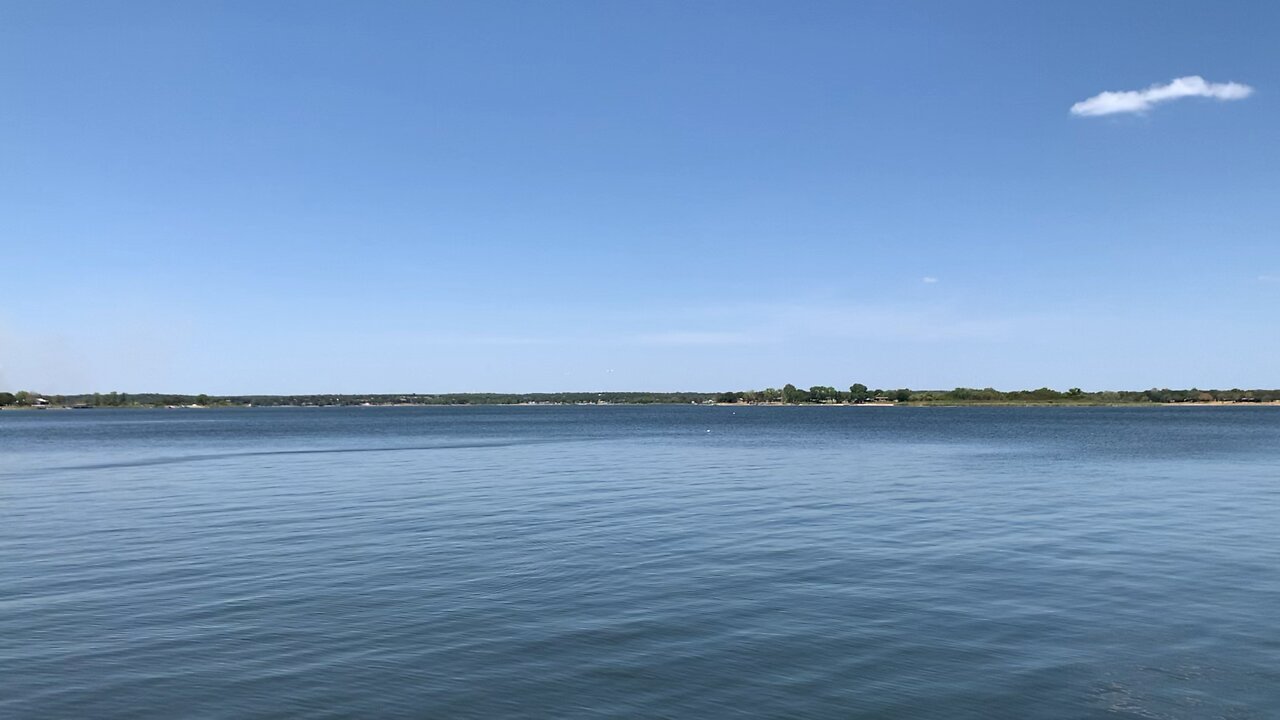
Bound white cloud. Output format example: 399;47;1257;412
922;276;939;284
1071;75;1253;117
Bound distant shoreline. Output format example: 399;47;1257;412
5;400;1280;411
7;387;1280;410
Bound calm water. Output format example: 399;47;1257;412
3;406;1279;719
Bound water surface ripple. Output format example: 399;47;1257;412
3;406;1278;718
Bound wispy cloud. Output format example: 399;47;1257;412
1260;275;1279;283
629;331;757;347
922;276;939;284
1071;75;1253;117
695;300;1018;343
370;298;1025;354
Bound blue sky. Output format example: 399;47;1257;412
2;1;1277;394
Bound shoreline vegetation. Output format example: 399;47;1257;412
3;386;1280;410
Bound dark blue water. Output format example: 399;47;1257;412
3;406;1279;718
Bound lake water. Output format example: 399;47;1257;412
3;406;1279;718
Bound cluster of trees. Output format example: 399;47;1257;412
0;391;26;406
716;383;907;404
914;387;1280;404
0;391;214;407
711;386;1280;405
0;391;719;407
233;392;720;406
1130;387;1277;403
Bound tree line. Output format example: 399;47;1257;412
713;385;1280;404
4;386;1280;408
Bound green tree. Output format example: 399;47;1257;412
848;383;869;403
809;385;837;403
0;392;14;406
1028;387;1062;401
196;394;210;406
782;384;806;404
14;390;31;406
